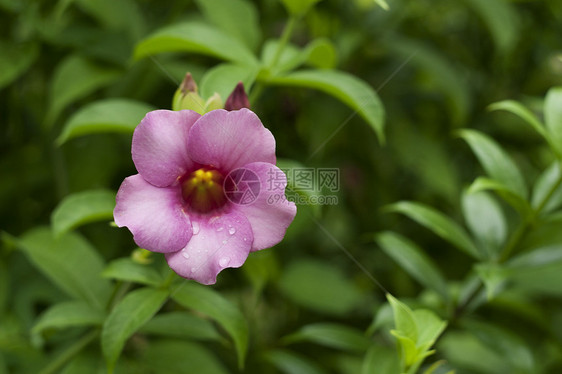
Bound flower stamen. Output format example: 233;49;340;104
181;168;226;213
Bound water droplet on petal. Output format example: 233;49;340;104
243;237;247;241
216;226;224;232
222;239;227;244
190;267;197;273
219;257;230;267
228;227;236;235
182;252;190;259
192;221;200;235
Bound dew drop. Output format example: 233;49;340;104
216;226;224;232
219;257;230;267
190;267;197;273
222;239;227;244
191;221;200;235
182;252;190;259
243;237;247;241
228;227;236;235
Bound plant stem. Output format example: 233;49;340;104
39;330;99;374
249;15;298;105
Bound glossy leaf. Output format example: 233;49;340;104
266;349;328;374
545;87;562;155
461;190;507;256
413;309;447;348
488;100;548;140
261;39;304;74
133;21;257;66
269;69;385;143
283;323;371;352
139;311;222;341
468;177;531;215
101;258;163;286
102;287;169;372
376;231;449;300
171;282;248;368
47;55;121;125
508;245;562;269
51;189;116;236
32;301;105;336
459;129;528;198
279;0;323;16
199;63;258;102
16;228;111;309
385;201;481;259
57;99;154;144
194;0;261;51
278;259;363;316
139;340;229;374
75;0;144;38
387;294;417;342
361;346;400;374
531;161;562;214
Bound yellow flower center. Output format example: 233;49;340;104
181;168;226;213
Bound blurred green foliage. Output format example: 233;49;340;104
2;0;562;373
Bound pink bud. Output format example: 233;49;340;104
224;82;250;111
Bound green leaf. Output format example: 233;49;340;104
194;0;261;51
460;319;535;372
139;340;229;374
467;177;531;215
278;259;363;316
171;282;248;369
16;228;111;309
459;129;528;199
102;287;168;372
488;100;548;140
47;55;121;125
57;99;154;144
413;309;447;347
361;346;400;374
283;323;372;352
139;311;222;341
268;69;385;143
0;41;38;89
461;190;507;256
531;161;562;214
463;0;519;53
387;294;417;342
199;63;259;102
266;349;329;374
473;263;506;300
376;231;449;300
51;189;116;236
101;258;163;286
134;21;257;66
385;201;481;259
545;87;562;155
304;38;337;69
279;0;323;16
508;245;562;269
261;39;305;74
32;301;105;336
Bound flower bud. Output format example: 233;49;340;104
224;82;250;111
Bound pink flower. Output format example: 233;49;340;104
114;108;296;285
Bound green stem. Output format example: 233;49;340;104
39;330;99;374
499;162;562;262
249;15;298;105
269;16;298;70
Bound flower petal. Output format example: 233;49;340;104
228;162;297;251
165;212;253;285
114;174;191;253
132;109;201;187
187;108;276;171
